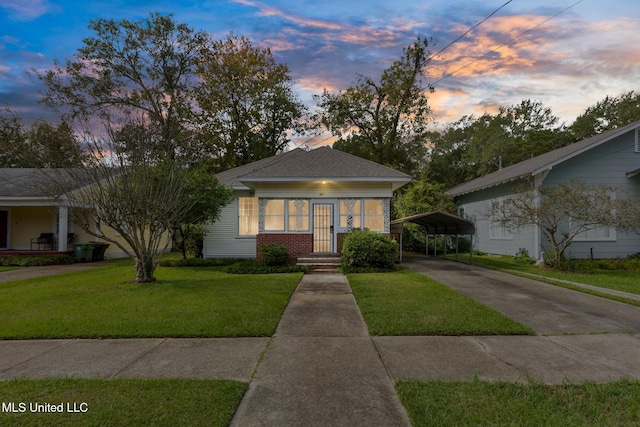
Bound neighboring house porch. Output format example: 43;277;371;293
0;169;131;259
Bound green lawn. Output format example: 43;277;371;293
0;378;246;427
348;267;533;336
0;266;18;272
468;254;640;296
0;262;302;339
397;378;640;426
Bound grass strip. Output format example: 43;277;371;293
349;267;533;336
468;254;640;295
0;378;246;427
0;264;302;339
456;254;640;307
397;378;640;426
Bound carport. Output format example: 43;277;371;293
390;211;476;263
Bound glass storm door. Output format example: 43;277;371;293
313;203;334;253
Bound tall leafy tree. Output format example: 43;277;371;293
426;115;480;189
464;100;568;176
24;120;85;167
0;109;84;167
427;100;569;187
38;13;209;160
315;38;434;177
195;33;307;171
569;91;640;141
0;108;25;167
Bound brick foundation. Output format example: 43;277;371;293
337;233;345;253
256;233;313;263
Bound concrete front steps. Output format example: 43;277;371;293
297;254;341;273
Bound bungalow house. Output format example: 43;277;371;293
0;168;133;258
447;120;640;260
204;146;411;260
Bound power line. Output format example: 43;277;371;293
292;132;335;149
429;0;585;87
427;0;513;62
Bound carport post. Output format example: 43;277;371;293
425;232;428;256
399;232;403;262
434;235;437;257
469;234;473;264
444;235;447;258
455;235;459;261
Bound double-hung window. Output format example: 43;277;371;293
262;199;310;232
490;200;513;240
238;197;258;236
339;199;385;232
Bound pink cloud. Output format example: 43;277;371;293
232;0;343;30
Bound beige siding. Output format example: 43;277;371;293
7;206;56;249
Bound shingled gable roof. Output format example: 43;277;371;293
217;147;411;190
447;119;640;197
0;168;85;198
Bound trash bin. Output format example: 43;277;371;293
92;243;110;261
73;243;95;263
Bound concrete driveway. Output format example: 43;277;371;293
403;255;640;335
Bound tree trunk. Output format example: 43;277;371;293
134;256;157;283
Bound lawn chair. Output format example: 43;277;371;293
30;233;55;250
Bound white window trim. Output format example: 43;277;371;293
573;227;617;242
237;197;259;237
259;198;311;233
339;198;387;233
489;199;513;240
572;191;617;242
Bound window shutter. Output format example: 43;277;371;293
636;128;640;153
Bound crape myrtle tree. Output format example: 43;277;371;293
489;179;640;268
315;38;434;177
54;123;233;283
195;33;307;171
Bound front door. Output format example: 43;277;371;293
313;203;334;253
0;210;7;249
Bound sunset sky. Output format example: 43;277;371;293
2;0;640;141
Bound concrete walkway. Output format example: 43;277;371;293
0;262;108;283
230;274;411;426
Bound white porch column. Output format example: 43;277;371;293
58;206;68;251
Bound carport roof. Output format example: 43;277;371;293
390;211;475;235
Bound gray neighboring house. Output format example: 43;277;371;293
447;120;640;260
204;146;411;260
